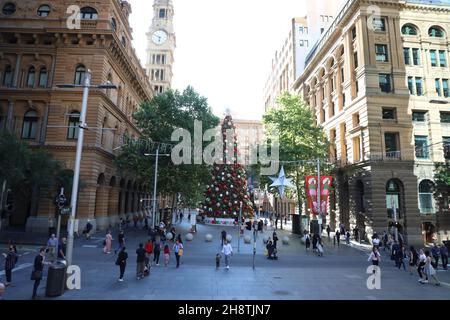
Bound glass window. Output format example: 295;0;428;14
26;66;35;87
111;17;117;31
439;50;447;67
67;112;80;139
352;27;357;40
443;136;450;160
382;108;396;120
385;132;400;156
373;18;386;31
386;179;401;218
412;111;426;122
436;79;442;97
2;66;13;86
402;24;417;35
415;77;423;96
408;77;414;95
379;74;391;93
430;50;437;67
74;65;86;85
415;135;429;159
38;68;47;88
2;3;16;15
441;112;450;123
375;44;388;62
428;26;444;38
80;6;98;19
21;110;38;140
412;48;420;65
419;180;435;214
354;52;358;68
443;79;449;98
403;48;410;65
159;9;167;18
37;4;51;17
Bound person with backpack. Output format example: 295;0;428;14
116;247;128;282
431;243;440;269
409;246;418;275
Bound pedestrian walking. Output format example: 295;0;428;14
163;244;170;266
177;233;183;244
391;241;400;267
305;233;311;251
354;226;359;242
46;234;58;262
180;211;184;222
264;218;268;231
221;230;227;246
57;238;67;261
317;238;324;257
346;231;351;245
326;225;331;241
368;247;381;273
382;231;388;251
136;243;146;280
31;247;46;300
431;243;440;269
103;231;113;254
440;242;448;270
417;249;427;282
335;230;340;246
116;247;128;282
222;240;233;269
408;246;418;275
397;246;407;271
272;231;279;249
2;245;18;286
153;237;161;266
84;220;93;240
421;251;440;286
144;239;153;270
188;213;191;222
372;237;380;250
115;230;125;254
173;239;184;268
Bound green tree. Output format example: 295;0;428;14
0;133;62;218
115;87;220;209
263;92;329;229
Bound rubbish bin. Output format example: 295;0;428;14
46;262;67;297
292;214;301;234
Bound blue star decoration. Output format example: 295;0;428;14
269;166;295;198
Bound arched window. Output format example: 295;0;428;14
419;180;435;214
386;179;401;219
3;65;13;86
21;110;39;139
26;66;35;87
121;36;127;47
80;6;98;19
37;4;51;17
74;65;86;85
429;26;444;38
401;24;418;36
38;67;48;87
67;111;80;139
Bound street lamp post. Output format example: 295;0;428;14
57;70;117;266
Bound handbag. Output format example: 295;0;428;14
178;248;184;256
31;270;42;281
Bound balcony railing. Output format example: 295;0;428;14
368;151;401;161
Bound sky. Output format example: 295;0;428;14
128;0;308;120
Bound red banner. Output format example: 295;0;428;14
305;176;333;216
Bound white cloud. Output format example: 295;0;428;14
129;0;307;120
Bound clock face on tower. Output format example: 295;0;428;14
152;30;168;45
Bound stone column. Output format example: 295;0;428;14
95;186;110;231
6;100;14;133
12;54;21;88
108;186;120;227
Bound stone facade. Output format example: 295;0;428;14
0;0;154;232
293;0;450;246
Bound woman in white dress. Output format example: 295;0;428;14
421;250;440;286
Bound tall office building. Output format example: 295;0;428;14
145;0;176;94
263;0;345;112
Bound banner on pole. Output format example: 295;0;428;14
305;176;333;216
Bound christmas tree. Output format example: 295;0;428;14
202;115;254;218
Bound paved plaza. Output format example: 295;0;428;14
1;216;449;300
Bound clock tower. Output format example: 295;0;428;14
146;0;175;94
